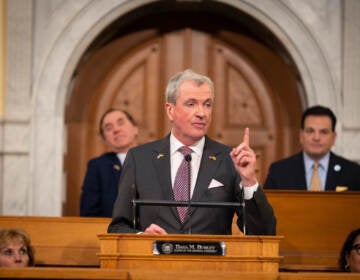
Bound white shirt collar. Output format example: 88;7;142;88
170;133;205;157
303;151;330;172
116;153;127;165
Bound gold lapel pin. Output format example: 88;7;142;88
209;155;216;161
157;153;165;159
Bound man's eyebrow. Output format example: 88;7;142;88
184;98;197;102
103;123;113;128
185;98;213;102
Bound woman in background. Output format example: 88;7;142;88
339;228;360;272
0;228;35;267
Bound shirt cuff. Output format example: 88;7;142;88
240;182;259;200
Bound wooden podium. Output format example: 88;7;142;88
98;234;282;272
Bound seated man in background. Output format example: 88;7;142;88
264;105;360;191
0;228;35;267
80;108;138;217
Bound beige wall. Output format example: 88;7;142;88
0;0;5;116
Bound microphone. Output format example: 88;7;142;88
184;153;192;234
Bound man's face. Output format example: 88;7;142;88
102;110;138;153
299;115;336;160
166;80;213;146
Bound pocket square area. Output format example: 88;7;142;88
208;178;224;189
336;186;348;192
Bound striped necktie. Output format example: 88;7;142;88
173;146;192;222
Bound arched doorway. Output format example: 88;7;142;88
64;2;302;216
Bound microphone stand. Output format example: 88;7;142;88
131;184;138;229
241;186;246;235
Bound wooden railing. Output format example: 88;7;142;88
0;267;129;279
233;190;360;271
1;268;359;280
0;216;111;267
270;190;360;271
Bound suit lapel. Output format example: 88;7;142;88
152;137;172;199
186;137;222;219
325;152;337;191
152;136;227;224
106;152;122;178
297;153;308;189
152;136;180;221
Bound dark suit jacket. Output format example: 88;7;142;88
108;135;276;235
264;151;360;191
80;152;122;217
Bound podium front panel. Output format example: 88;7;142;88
98;234;282;272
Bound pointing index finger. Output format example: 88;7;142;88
243;127;250;146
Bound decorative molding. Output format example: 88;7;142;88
343;0;360;129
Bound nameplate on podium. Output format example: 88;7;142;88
153;240;225;256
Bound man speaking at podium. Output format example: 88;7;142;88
108;69;276;235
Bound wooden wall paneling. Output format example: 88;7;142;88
65;28;302;216
211;40;278;182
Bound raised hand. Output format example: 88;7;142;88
229;127;257;187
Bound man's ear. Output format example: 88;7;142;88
134;126;139;137
165;102;174;121
333;131;337;145
299;129;304;145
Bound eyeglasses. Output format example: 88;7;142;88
351;244;360;255
0;247;28;257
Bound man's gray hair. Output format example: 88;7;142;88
165;69;215;104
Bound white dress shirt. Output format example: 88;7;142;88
169;133;258;199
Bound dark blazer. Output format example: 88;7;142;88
264;151;360;191
108;135;276;235
80;152;122;217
